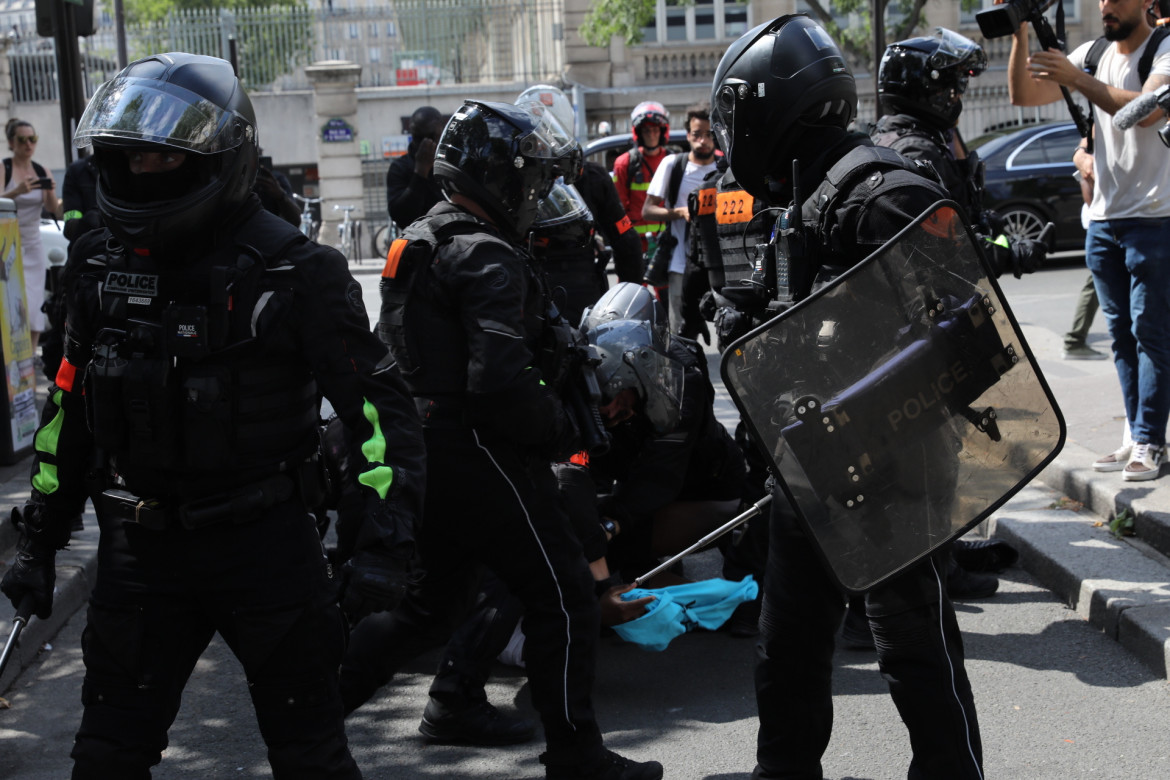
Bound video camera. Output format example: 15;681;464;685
975;0;1058;39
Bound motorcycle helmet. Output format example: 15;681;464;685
580;281;668;345
586;317;685;435
711;15;856;202
516;84;577;139
532;180;594;250
433;100;582;240
75;52;259;254
630;100;670;148
879;28;987;129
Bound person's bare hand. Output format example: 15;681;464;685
13;176;37;195
1027;49;1079;87
672;206;690;223
414;138;437;177
599;582;655;627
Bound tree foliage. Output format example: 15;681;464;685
109;0;314;89
581;0;985;72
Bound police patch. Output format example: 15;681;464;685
346;280;365;315
105;271;159;296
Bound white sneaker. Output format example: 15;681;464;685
1123;443;1164;482
1093;444;1132;472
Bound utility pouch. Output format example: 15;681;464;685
123;357;180;468
181;365;233;467
86;341;128;449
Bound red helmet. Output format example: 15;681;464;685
630;100;669;146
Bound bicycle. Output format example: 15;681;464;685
292;193;321;241
371;221;398;259
334;204;363;264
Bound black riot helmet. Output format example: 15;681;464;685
532;180;594;251
433;100;582;240
879;28;987;130
74;52;259;254
710;15;856;202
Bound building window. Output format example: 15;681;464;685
348;23;359;39
641;0;750;45
386;21;397;37
369;46;381;63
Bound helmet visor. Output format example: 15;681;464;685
516;85;575;138
625;345;686;434
75;76;253;153
516;104;582;184
535;180;592;229
929;28;987;77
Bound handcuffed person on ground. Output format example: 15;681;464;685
0;52;425;779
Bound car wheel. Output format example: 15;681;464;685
999;205;1048;243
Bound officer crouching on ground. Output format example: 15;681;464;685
0;52;424;778
710;17;984;779
346;99;663;780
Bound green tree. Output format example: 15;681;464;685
581;0;984;73
110;0;314;89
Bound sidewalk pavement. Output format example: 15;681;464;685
4;273;1169;696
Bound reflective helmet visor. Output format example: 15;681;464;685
516;85;575;137
624;345;686;434
75;76;253;153
534;180;591;229
929;28;987;76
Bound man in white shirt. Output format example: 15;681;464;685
643;104;718;334
1008;0;1170;480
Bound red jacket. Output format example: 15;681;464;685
612;146;668;251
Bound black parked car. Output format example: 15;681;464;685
968;120;1086;251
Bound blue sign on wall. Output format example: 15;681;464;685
323;118;355;143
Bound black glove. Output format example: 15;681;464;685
1007;238;1046;279
2;533;56;620
714;306;750;350
339;546;413;623
698;290;719;322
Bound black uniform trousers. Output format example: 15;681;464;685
340;425;605;761
753;491;984;780
72;498;357;779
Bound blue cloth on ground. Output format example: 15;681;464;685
612;575;758;651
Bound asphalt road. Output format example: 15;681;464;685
5;257;1170;779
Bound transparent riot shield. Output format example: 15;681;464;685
721;202;1065;593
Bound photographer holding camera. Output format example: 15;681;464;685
1007;0;1170;480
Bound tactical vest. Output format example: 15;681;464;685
533;216;606;326
378;209;523;398
872;119;985;218
696;168;772;287
84;210;321;499
777;144;943;302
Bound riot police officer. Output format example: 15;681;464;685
872;27;1047;279
346;100;663;780
531;180;609;326
711;17;984;779
0;53;425;778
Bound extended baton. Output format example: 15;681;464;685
633;494;772;588
0;595;36;683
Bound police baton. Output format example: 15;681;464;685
633;494;772;588
0;595;36;683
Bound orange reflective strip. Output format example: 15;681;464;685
715;190;755;224
921;206;962;240
383;238;409;278
569;451;590;467
697;187;717;216
615;215;633;234
55;358;78;393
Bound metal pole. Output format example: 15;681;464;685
0;596;35;683
113;0;127;68
633;494;772;588
872;0;885;122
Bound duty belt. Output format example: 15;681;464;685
100;473;296;531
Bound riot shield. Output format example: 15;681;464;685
721;201;1065;593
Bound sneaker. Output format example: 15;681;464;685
952;538;1018;573
1062;344;1109;360
1093;444;1132;472
946;557;998;600
1123;443;1164;482
418;699;536;746
541;749;664;780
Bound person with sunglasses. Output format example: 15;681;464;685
3;118;63;357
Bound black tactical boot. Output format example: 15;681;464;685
839;597;874;651
945;555;999;599
418;698;536;746
953;538;1019;573
540;749;664;780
